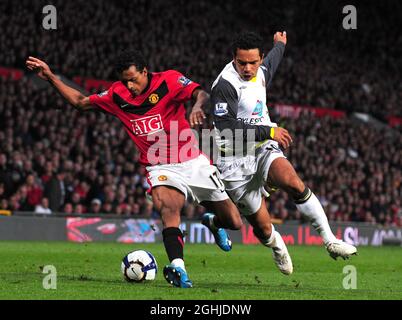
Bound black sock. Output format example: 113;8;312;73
293;187;312;204
162;227;184;262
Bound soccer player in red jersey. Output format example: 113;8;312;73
26;50;242;288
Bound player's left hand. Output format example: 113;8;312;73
272;127;293;149
189;105;206;127
274;31;287;45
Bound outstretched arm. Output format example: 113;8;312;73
26;56;94;111
262;31;287;88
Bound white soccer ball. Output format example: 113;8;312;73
121;250;158;282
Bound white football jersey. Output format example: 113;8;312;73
212;62;277;128
211;42;285;157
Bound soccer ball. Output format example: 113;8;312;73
121;250;158;282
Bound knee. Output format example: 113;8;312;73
213;200;243;230
227;215;243;230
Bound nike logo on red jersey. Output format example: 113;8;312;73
113;81;169;115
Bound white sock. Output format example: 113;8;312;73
263;224;276;247
257;225;285;252
171;258;186;271
295;192;337;244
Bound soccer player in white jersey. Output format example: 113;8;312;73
206;31;357;274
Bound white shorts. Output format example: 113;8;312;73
146;154;229;204
217;141;286;216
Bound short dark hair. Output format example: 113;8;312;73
114;49;147;74
231;32;264;57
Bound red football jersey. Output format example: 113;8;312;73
89;70;201;166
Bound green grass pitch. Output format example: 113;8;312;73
0;241;401;300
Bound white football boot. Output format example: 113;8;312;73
271;231;293;275
326;239;357;260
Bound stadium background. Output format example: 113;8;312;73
0;0;401;228
1;0;402;304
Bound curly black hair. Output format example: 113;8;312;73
231;31;264;57
114;49;147;75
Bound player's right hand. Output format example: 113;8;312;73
271;127;293;149
26;57;53;81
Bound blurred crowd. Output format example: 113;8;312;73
0;0;401;226
1;77;401;226
268;110;402;227
0;0;401;119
